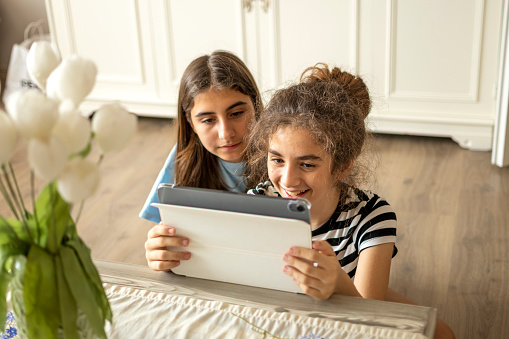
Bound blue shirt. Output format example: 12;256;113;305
139;144;247;223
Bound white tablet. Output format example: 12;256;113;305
152;186;312;293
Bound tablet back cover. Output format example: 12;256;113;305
152;203;311;293
157;184;311;224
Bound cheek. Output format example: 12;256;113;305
193;125;215;144
239;117;253;138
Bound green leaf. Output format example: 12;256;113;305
60;246;107;338
35;182;73;252
1;250;25;326
1;216;36;247
0;216;19;246
24;245;60;339
55;254;79;339
0;271;9;329
67;238;112;322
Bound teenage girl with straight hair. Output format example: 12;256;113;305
245;63;454;339
142;50;262;271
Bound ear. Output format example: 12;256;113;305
337;159;355;181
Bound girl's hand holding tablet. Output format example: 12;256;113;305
145;223;191;271
283;240;352;300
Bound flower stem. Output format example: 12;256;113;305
2;163;34;243
1;164;22;219
74;201;85;225
31;171;41;242
49;184;58;250
9;163;28;219
0;165;20;219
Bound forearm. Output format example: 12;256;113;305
333;267;362;298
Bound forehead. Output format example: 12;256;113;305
269;126;328;158
191;88;252;113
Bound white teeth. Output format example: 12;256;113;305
285;189;306;196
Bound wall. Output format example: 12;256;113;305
0;0;48;94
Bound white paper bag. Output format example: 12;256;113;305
2;20;51;105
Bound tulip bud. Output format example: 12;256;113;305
28;135;68;181
57;158;100;203
26;41;61;90
46;55;97;107
0;110;18;165
52;110;91;155
10;90;59;140
92;102;137;153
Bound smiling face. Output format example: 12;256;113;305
267;127;349;229
188;88;256;163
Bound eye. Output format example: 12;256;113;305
269;157;284;165
200;118;215;124
230;111;244;118
301;162;316;169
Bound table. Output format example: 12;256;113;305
95;260;437;339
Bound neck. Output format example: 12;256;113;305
310;195;340;231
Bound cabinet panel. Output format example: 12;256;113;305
390;0;481;101
46;0;503;150
259;0;356;91
46;0;158;113
153;0;252;108
367;0;500;150
68;0;145;85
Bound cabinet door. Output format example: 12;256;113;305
46;0;256;117
258;0;502;150
257;0;356;93
150;0;259;116
46;0;161;114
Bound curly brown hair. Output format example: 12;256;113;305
245;63;372;201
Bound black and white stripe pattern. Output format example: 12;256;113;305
312;187;397;278
249;182;397;279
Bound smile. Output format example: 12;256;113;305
283;188;309;198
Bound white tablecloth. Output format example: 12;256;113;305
103;283;428;339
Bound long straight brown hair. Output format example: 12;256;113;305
174;50;262;190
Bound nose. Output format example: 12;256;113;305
218;119;235;141
280;164;300;188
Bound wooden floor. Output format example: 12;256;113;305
2;117;509;338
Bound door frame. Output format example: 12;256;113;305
493;0;509;167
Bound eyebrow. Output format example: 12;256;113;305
194;101;249;118
268;149;322;161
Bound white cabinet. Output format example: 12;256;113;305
45;0;503;150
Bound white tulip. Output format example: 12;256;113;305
9;89;58;140
52;110;91;154
26;41;61;90
0;110;18;165
4;90;23;118
57;158;100;203
92;102;137;153
28;135;68;181
46;55;97;107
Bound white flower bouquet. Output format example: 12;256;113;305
0;41;137;338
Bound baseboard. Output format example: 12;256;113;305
369;112;494;151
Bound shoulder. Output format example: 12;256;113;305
344;186;395;218
247;181;281;197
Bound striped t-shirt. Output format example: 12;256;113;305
249;181;398;279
